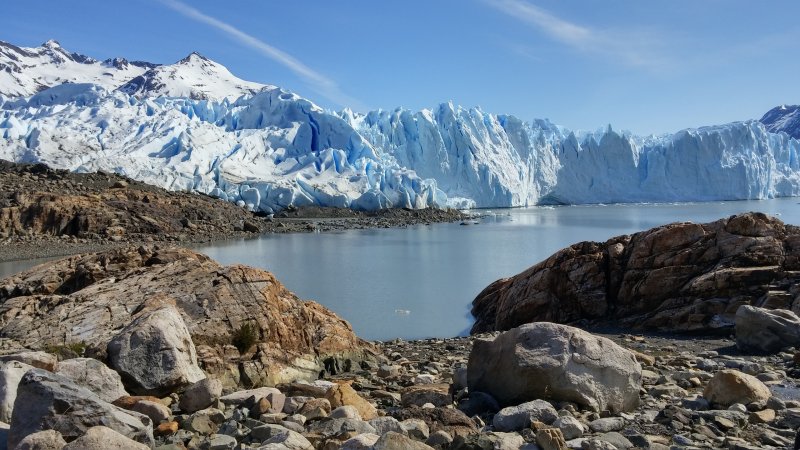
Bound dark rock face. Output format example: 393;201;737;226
760;104;800;139
471;212;800;333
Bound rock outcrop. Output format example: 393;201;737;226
0;246;374;389
468;323;642;412
735;305;800;353
471;213;800;333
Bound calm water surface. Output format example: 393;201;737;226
4;199;800;340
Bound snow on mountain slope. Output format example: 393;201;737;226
118;52;268;101
761;104;800;139
0;40;156;97
1;40;799;212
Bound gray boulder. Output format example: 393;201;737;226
0;360;33;423
12;429;66;450
8;369;153;449
107;305;205;396
258;429;314;449
492;399;558;431
179;377;222;413
468;322;642;413
55;358;128;403
373;431;436;450
62;425;149;449
735;305;800;353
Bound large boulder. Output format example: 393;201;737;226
468;322;641;412
55;358;128;403
735;305;800;353
107;303;205;396
325;383;378;420
8;369;153;448
0;360;33;422
703;369;771;408
0;246;374;390
471;213;800;333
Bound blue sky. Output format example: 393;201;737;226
4;0;799;135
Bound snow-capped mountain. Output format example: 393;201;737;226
1;40;799;212
118;52;269;101
0;40;156;97
761;104;800;139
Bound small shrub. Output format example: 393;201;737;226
232;322;259;354
45;341;87;360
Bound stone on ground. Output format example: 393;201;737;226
492;399;558;431
469;322;641;412
55;358;128;403
703;369;771;408
179;377;222;413
735;306;800;354
61;425;149;450
7;369;153;449
324;383;377;420
107;303;205;396
12;429;67;450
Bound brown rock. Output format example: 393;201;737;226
536;427;568;450
390;406;478;438
749;409;776;424
704;369;771;408
112;395;165;409
325;383;378;420
401;384;452;408
471;213;798;333
0;246;375;390
155;421;179;436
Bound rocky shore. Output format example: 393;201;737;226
1;213;800;449
0;161;467;262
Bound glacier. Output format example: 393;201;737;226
2;84;798;213
1;41;799;213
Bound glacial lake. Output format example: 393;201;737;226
3;198;800;340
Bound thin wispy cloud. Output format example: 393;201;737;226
484;0;670;70
156;0;365;110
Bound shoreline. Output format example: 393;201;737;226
0;161;469;263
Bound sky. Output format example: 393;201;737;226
3;0;799;135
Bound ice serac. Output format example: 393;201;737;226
2;39;800;212
760;104;800;140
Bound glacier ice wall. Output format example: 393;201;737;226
1;83;799;212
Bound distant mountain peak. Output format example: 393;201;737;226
0;39;156;97
760;104;800;139
179;51;211;63
118;52;268;101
